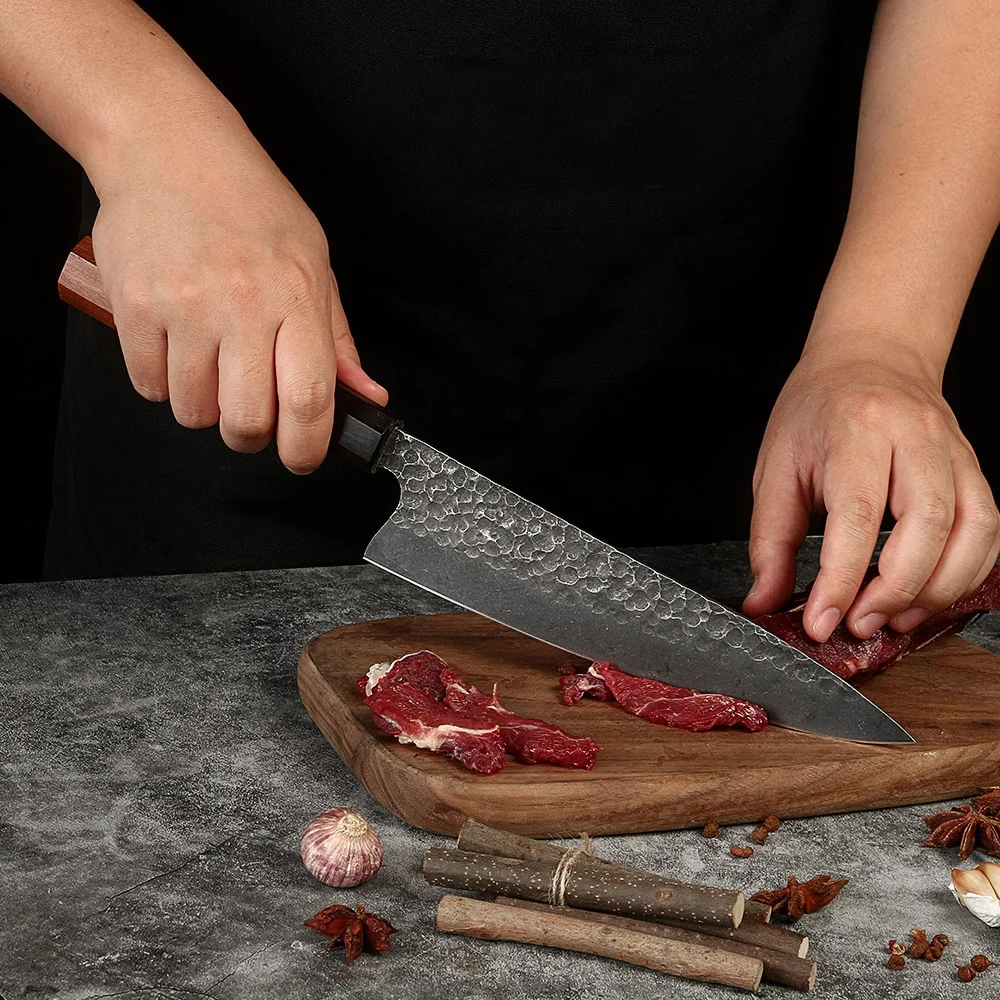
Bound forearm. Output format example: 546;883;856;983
0;0;251;193
807;0;1000;379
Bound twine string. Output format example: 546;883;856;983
547;832;593;906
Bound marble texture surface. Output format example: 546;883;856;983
2;538;999;1000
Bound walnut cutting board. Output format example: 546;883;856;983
297;611;1000;836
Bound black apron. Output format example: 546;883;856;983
45;0;882;579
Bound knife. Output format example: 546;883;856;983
58;237;913;743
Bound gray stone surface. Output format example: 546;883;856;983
2;539;999;1000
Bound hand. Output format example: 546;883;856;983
742;340;1000;641
91;116;386;473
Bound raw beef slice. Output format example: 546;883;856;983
440;668;601;770
755;563;1000;683
562;662;768;732
358;650;448;699
365;681;506;774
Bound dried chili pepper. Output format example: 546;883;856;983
304;903;396;963
749;874;848;920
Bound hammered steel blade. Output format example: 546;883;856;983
364;430;914;743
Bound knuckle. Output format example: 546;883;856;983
115;278;157;325
842;391;892;433
220;266;261;312
173;280;206;313
280;259;325;304
914;492;954;532
173;408;218;430
835;494;883;535
964;499;1000;538
281;375;334;422
879;575;924;607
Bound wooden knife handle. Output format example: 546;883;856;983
56;237;402;471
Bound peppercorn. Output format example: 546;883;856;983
931;934;950;949
925;944;944;963
970;955;997;973
909;929;930;959
888;954;906;971
702;821;720;838
957;965;976;982
750;827;769;845
888;940;906;957
762;815;781;832
730;845;754;858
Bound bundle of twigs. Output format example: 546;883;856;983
425;818;816;993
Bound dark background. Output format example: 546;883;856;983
3;86;998;586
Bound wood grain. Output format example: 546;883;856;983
57;237;115;328
297;611;1000;836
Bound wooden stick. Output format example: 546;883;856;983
437;895;763;992
495;897;815;992
425;848;743;928
454;819;804;951
744;900;773;923
453;820;744;927
663;913;809;958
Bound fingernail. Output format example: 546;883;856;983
854;612;888;639
889;607;931;633
813;607;842;643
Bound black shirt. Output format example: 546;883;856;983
46;0;881;579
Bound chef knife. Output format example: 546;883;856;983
59;237;913;743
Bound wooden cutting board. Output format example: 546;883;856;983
297;611;1000;836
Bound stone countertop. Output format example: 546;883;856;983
2;539;999;1000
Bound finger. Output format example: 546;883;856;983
110;283;169;402
217;328;277;454
327;272;388;405
846;441;955;634
887;455;1000;630
804;438;891;641
743;455;810;618
165;318;221;429
274;306;337;474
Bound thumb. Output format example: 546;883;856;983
330;272;389;406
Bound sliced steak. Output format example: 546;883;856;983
755;563;1000;683
440;668;600;770
364;681;506;774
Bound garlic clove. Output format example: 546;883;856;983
980;862;1000;897
952;867;997;898
301;808;383;888
951;864;1000;928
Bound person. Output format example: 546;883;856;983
2;0;998;644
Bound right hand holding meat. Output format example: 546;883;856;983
91;123;387;473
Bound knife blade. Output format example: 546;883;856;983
58;237;913;743
364;429;913;743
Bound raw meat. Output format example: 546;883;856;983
358;650;448;699
559;663;613;705
562;662;768;732
364;681;506;774
755;564;1000;683
440;668;600;770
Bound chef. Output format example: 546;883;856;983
2;0;998;644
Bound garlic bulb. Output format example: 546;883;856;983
301;808;383;887
950;862;1000;927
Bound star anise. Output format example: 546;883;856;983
973;786;1000;816
923;804;1000;860
303;903;396;962
749;874;848;920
